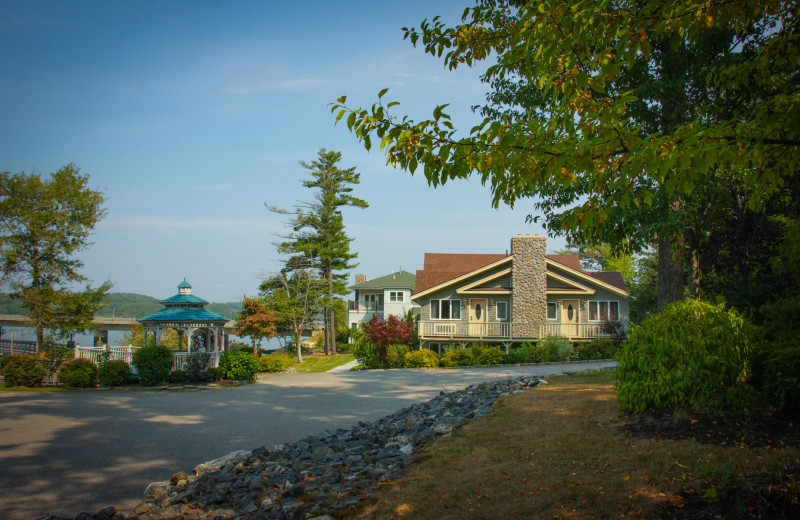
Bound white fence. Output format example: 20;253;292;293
418;321;624;341
74;345;221;372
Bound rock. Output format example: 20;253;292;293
193;450;251;476
143;481;169;503
170;471;188;485
133;502;150;515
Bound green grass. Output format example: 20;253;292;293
294;353;354;373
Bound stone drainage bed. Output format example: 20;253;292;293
43;375;545;520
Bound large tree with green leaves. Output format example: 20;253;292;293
270;149;368;355
332;0;798;311
260;267;325;363
0;165;112;350
234;295;277;356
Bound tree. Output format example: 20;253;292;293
269;149;368;355
234;295;277;356
332;0;798;312
556;242;637;286
0;165;112;350
260;267;325;363
363;314;416;366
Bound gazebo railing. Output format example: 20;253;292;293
74;345;222;374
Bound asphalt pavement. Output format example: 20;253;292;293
0;361;614;519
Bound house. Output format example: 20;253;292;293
347;270;418;328
412;234;629;351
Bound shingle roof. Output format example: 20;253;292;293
138;307;229;323
349;270;416;290
177;279;192;289
587;271;627;291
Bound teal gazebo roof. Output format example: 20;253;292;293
137;280;228;325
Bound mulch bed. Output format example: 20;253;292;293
619;410;800;520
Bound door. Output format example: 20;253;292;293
469;298;487;336
561;299;579;338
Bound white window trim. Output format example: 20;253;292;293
496;301;508;321
588;300;620;322
547;302;558;320
389;291;403;302
430;299;462;320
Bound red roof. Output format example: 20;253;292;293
414;252;626;294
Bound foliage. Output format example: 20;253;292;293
97;360;131;387
350;340;376;365
616;299;752;412
386;344;410;368
504;342;534;364
473;346;505;365
269;148;368;355
363;314;416;366
333;1;800;312
404;348;439;368
0;165;112;348
57;358;97;388
575;338;618;360
541;336;576;362
184;352;212;382
228;341;253;352
208;366;225;382
1;354;46;387
258;353;292;373
750;344;800;417
557;243;638;286
39;340;74;382
169;370;187;383
234;295;277;355
601;320;629;345
132;345;173;386
218;350;259;381
441;347;474;367
260;268;325;363
119;324;184;350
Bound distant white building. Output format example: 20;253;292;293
347;270;418;328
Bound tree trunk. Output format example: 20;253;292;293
688;249;701;300
326;264;336;355
36;324;44;354
657;234;685;313
294;332;303;363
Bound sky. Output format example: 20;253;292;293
0;0;564;305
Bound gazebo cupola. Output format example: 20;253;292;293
137;279;230;352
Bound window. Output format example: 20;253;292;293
496;301;508;321
589;301;620;321
363;294;384;309
389;291;403;302
547;302;558;320
430;299;462;320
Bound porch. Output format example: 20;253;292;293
417;321;624;342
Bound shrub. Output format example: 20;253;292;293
58;358;98;388
504;343;534;364
97;360;131;387
170;370;187;383
0;353;11;368
404;348;439;368
208;366;225;381
185;352;212;382
615;299;752;412
386;344;410;368
40;342;74;382
259;353;292;373
132;345;173;386
750;345;800;417
1;354;46;387
601;320;628;344
350;341;377;365
219;350;259;381
441;348;474;367
474;347;505;365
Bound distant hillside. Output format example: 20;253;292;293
0;292;242;320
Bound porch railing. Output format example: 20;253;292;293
74;345;222;372
418;321;623;341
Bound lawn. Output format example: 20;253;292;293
354;371;800;519
294;353;354;373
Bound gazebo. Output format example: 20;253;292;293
138;279;230;353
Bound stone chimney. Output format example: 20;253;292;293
355;274;367;285
511;235;547;327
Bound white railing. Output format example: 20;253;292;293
74;345;221;372
418;321;625;340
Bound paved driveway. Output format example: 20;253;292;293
0;362;614;519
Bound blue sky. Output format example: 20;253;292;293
0;0;563;304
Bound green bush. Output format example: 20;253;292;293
58;358;98;388
350;341;376;365
474;347;505;365
750;345;800;416
185;352;212;382
132;345;174;386
1;354;46;387
504;343;533;364
575;338;618;360
170;370;187;383
208;366;225;381
615;299;752;412
0;354;11;368
258;353;292;373
404;348;439;368
386;344;410;368
441;348;474;367
97;360;131;387
219;350;259;381
542;336;575;361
